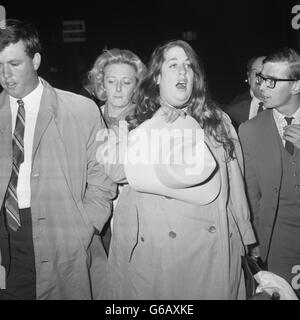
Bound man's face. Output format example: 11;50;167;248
0;40;40;98
248;56;265;99
259;61;296;113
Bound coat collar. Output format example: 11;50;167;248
0;78;63;159
31;78;57;160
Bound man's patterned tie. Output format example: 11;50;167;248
5;99;25;231
284;116;294;156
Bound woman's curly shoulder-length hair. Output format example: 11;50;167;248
88;48;146;101
128;39;235;160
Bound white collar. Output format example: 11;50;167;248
9;78;43;110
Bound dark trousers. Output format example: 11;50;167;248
0;207;36;300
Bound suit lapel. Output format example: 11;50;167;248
261;110;282;221
266;110;282;180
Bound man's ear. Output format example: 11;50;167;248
32;53;41;71
291;80;300;95
246;71;250;84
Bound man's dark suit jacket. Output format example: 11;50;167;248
239;110;288;262
226;91;251;131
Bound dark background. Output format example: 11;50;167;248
1;0;299;106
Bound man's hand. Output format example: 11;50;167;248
284;124;300;150
248;245;261;259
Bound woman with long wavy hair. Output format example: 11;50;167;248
102;40;256;299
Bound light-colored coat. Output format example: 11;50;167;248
102;114;256;300
0;79;116;299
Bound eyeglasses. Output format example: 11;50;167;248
255;73;298;89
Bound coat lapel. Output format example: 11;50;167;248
32;79;74;196
0;93;13;202
0;93;11;136
31;87;54;162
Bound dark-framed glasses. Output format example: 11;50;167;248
255;73;298;89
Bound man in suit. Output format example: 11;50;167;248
239;47;300;297
227;55;266;130
0;19;116;299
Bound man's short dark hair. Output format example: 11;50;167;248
246;55;263;73
0;19;41;58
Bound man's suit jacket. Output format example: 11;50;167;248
239;110;284;262
0;78;117;299
226;91;251;130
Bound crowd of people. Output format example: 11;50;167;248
0;18;299;300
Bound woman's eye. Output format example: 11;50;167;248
170;63;177;69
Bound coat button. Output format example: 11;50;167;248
169;231;177;239
208;226;216;233
141;237;145;242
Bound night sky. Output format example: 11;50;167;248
1;0;298;105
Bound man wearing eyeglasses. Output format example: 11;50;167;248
227;55;266;130
239;47;300;298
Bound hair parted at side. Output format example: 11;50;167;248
127;39;235;160
88;48;146;101
264;47;300;80
0;19;41;58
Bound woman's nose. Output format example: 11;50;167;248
179;64;186;75
116;81;122;92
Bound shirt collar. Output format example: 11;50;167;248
251;95;261;106
249;89;254;98
273;106;300;124
9;78;43;111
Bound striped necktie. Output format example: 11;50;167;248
5;99;25;231
284;117;294;155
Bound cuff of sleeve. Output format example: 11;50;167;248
241;223;257;245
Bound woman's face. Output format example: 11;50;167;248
157;46;194;107
103;63;137;111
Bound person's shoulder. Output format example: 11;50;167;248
41;79;96;107
239;109;269;136
55;88;100;116
220;109;233;125
55;88;95;106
